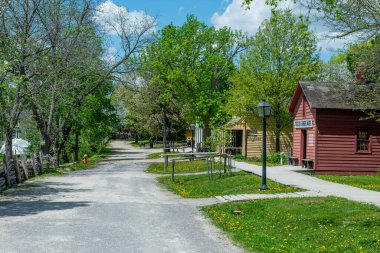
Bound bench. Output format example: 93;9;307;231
301;159;314;169
171;146;187;152
288;157;299;166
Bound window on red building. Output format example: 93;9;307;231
357;130;370;152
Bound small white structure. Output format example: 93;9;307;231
194;124;203;150
0;138;30;155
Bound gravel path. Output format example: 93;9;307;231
0;141;244;253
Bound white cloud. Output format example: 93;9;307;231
103;46;117;63
315;30;355;57
212;0;295;34
211;0;354;60
94;0;156;35
212;0;268;34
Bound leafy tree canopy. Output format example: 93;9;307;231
242;0;380;40
227;9;318;151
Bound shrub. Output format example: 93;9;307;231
267;152;287;164
233;154;245;160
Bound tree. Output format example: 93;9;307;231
141;16;248;148
243;0;380;40
344;36;380;122
25;0;155;164
304;0;380;40
346;35;380;83
228;9;318;152
0;0;44;165
315;55;353;84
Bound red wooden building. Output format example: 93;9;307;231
288;81;380;174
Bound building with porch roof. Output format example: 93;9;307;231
288;81;380;174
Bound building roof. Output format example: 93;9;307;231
225;116;242;126
289;81;380;113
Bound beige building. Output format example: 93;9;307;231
225;117;292;157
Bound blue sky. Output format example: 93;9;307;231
97;0;353;62
111;0;225;27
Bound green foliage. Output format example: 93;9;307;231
75;83;118;157
141;15;249;139
234;152;287;166
65;148;112;171
233;154;245;160
266;152;287;164
346;36;380;83
314;57;353;84
227;9;318;151
315;174;380;192
243;1;380;40
203;197;380;253
157;171;301;198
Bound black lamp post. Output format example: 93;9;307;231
257;99;271;190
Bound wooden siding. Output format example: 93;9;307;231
316;109;380;174
247;132;291;157
292;93;317;165
227;122;292;157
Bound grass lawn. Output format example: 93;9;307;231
314;174;380;192
245;161;281;167
28;170;67;181
147;160;209;174
147;151;179;159
29;148;113;181
234;158;281;167
202;197;380;253
157;171;301;198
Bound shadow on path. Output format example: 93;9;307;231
0;181;92;217
0;199;90;217
2;182;91;198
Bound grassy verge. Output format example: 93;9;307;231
63;148;112;171
202;197;380;253
233;158;281;167
29;148;112;180
147;160;210;174
314;174;380;192
147;151;179;159
245;160;281;167
157;171;301;198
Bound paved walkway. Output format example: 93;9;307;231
234;161;380;207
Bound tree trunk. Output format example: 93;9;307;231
4;129;13;164
162;111;170;153
202;117;211;151
53;141;59;168
4;130;14;186
14;155;21;183
275;133;280;152
74;131;79;162
62;150;70;163
40;132;51;156
53;115;60;168
57;124;72;165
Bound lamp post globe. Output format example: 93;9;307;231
257;99;271;190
